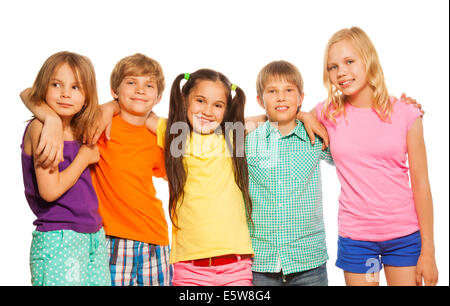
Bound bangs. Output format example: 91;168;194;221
256;60;303;97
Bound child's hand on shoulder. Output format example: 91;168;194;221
298;111;329;150
85;100;119;144
36;115;64;171
21;87;64;171
78;144;100;166
145;111;159;134
400;93;424;115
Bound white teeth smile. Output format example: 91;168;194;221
340;80;353;86
276;106;288;110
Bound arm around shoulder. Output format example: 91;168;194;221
31;123;98;203
20;88;64;169
297;107;329;149
244;114;267;134
145;111;160;134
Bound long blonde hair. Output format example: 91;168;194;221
30;51;99;142
322;27;391;123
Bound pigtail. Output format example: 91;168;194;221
165;73;189;227
222;85;253;223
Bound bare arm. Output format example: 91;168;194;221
145;111;160;134
297;109;329;150
244;114;267;134
87;100;121;144
28;120;100;202
407;117;438;286
20;88;64;170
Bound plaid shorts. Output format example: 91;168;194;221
106;236;172;286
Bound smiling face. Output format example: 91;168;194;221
186;80;228;134
258;77;303;133
112;75;161;125
327;39;372;105
45;63;86;120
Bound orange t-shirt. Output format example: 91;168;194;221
91;115;168;245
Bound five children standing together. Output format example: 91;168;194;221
20;27;438;286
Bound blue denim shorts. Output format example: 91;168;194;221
336;231;421;274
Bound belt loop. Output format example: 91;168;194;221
209;257;212;267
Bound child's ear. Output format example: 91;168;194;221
256;96;265;109
298;92;305;108
110;88;119;100
156;93;163;105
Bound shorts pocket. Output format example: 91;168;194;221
29;230;64;286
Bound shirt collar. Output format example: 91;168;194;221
263;120;307;141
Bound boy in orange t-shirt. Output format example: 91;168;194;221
90;53;171;286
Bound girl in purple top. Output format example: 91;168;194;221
21;51;110;286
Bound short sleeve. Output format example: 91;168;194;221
152;147;166;178
320;146;334;166
156;118;167;149
405;103;423;131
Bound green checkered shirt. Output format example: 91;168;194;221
246;120;334;274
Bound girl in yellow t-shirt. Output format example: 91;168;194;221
146;69;254;286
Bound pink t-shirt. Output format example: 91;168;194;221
316;98;422;241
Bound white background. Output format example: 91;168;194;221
0;0;448;286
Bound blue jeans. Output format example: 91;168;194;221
252;263;328;286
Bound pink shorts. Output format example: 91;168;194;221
172;256;253;286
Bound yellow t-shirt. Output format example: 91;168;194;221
157;118;253;263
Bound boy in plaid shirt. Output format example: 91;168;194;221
246;61;334;286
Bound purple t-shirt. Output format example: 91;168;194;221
21;124;102;233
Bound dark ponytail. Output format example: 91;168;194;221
222;85;253;223
165;73;189;227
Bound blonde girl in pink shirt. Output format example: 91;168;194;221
312;27;438;286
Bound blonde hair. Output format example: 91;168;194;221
256;60;304;99
30;51;99;142
322;27;391;123
110;53;165;97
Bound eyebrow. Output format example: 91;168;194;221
265;84;296;89
328;56;355;64
194;95;226;104
50;78;81;85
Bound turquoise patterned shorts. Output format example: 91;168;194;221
30;228;110;286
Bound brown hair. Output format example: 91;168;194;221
165;69;252;227
110;53;165;97
322;27;391;123
29;51;99;143
256;60;304;99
